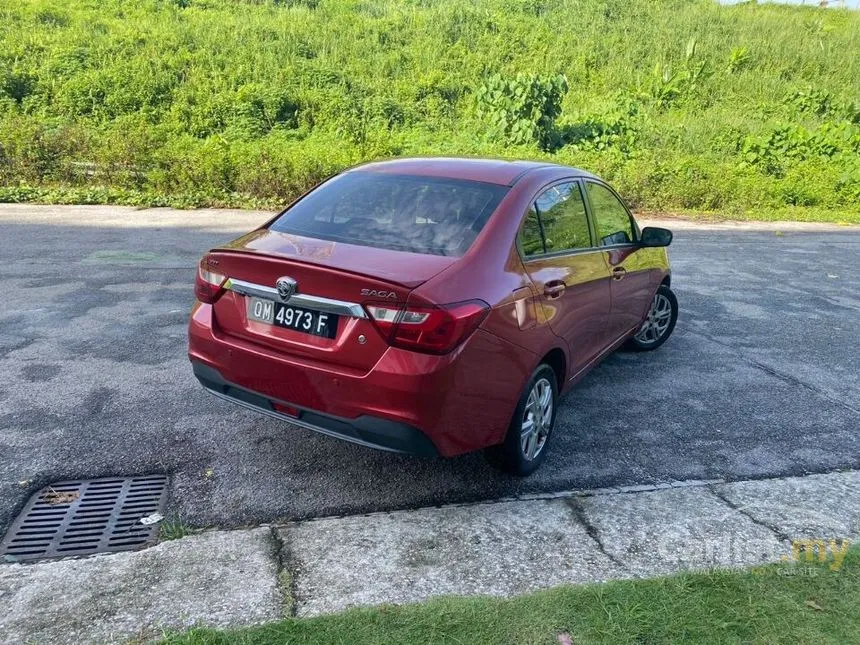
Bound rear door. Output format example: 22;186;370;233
517;180;612;374
583;180;654;340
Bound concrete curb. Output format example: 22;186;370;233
2;470;858;643
638;217;860;232
2;204;857;233
0;527;282;644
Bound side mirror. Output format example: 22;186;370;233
640;226;672;247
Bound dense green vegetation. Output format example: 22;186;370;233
1;0;858;220
164;546;860;644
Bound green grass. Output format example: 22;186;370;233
158;514;195;541
161;546;860;645
1;0;859;222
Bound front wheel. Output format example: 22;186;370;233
626;284;678;351
486;364;557;476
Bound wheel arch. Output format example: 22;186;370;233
538;347;567;391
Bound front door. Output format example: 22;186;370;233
583;181;654;340
518;180;612;374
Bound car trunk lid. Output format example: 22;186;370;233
207;229;457;372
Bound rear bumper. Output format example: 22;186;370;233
192;361;438;457
188;302;537;457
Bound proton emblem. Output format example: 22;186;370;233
275;276;297;301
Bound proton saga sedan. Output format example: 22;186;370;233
188;158;676;474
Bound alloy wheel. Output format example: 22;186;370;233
634;292;673;345
520;377;553;461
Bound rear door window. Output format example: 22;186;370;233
532;181;592;254
269;172;508;256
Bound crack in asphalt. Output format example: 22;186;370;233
744;359;860;416
686;327;860;416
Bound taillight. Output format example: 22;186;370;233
365;300;490;355
194;256;226;304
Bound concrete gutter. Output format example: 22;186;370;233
2;470;859;643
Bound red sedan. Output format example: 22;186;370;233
188;158;676;474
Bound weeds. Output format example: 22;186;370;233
0;0;858;219
159;514;194;541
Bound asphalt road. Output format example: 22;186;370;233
1;205;858;535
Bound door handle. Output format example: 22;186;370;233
544;281;566;299
611;267;627;281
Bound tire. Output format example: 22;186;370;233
486;364;558;476
625;284;678;352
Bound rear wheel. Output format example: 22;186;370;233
486;364;557;476
626;284;678;351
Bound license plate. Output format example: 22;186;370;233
247;297;338;339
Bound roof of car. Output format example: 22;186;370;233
351;157;597;186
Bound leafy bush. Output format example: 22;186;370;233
740;122;860;177
784;87;835;118
475;73;568;148
557;97;640;155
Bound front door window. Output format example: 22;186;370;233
586;182;636;246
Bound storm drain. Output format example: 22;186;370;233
0;475;168;562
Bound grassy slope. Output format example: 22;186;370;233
0;0;858;220
164;546;860;644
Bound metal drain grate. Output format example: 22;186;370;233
1;475;168;562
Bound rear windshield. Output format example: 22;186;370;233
269;172;508;256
